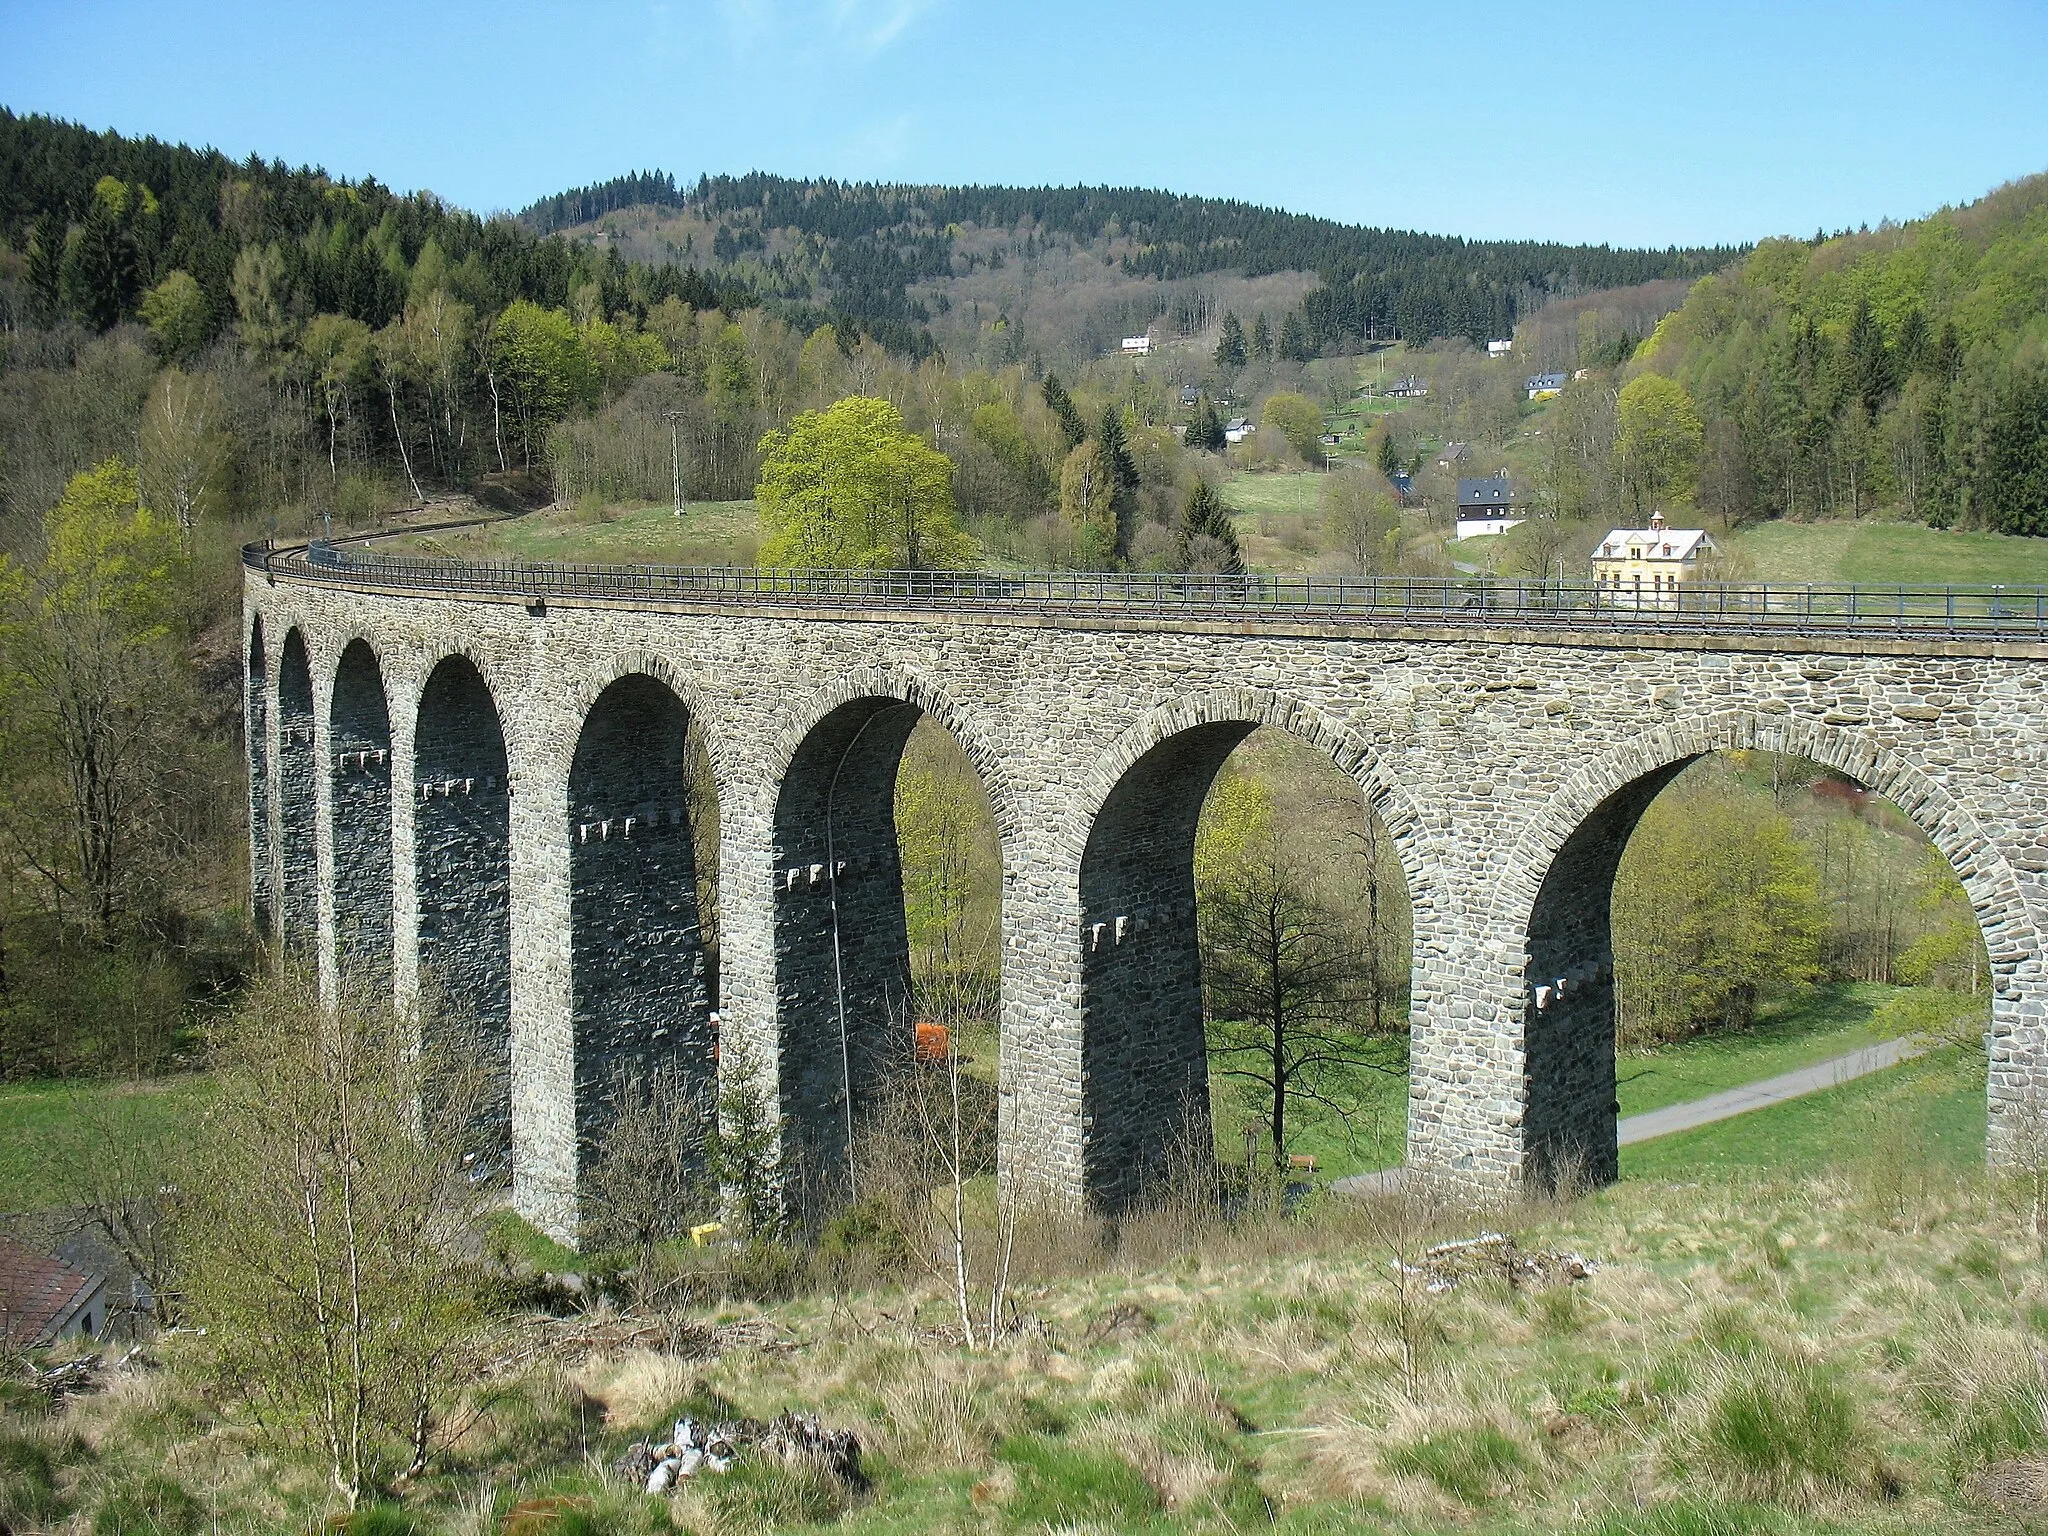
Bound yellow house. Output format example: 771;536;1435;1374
1591;511;1715;607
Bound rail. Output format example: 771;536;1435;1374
244;539;2048;640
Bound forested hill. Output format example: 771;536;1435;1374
1633;170;2048;534
0;111;746;350
523;170;1739;352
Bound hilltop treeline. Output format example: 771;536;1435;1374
0;111;746;358
521;170;689;235
525;169;1736;352
1636;172;2048;533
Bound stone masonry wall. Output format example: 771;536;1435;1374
247;573;2048;1240
413;655;514;1163
276;628;317;954
772;697;921;1216
330;640;395;987
568;675;714;1185
246;619;273;932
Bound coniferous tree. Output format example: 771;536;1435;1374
1042;371;1087;451
1980;365;2048;537
1100;405;1139;494
1894;308;1930;379
1847;299;1893;419
1177;479;1244;573
1375;431;1402;480
1279;308;1310;362
1214;312;1247;371
1250;312;1271;360
24;215;61;323
1189;394;1226;452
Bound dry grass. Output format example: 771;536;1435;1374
10;1159;2048;1533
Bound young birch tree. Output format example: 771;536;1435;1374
177;967;490;1506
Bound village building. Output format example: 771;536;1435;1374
1526;371;1567;400
1436;441;1472;469
1487;338;1514;357
1223;417;1255;445
0;1234;107;1347
1383;375;1428;399
1119;335;1152;355
1455;475;1525;539
1592;510;1716;606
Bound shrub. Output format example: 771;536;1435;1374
341;1504;419;1536
90;1475;201;1536
693;1456;849;1528
995;1434;1163;1527
0;1433;67;1528
1382;1423;1529;1503
1691;1355;1864;1501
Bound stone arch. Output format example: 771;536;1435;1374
414;652;514;1160
246;614;272;931
276;627;317;951
330;638;395;985
767;668;1010;1216
766;665;1021;849
1494;710;2038;1186
1067;689;1431;1212
567;672;715;1185
558;650;733;814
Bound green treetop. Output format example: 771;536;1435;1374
756;396;975;571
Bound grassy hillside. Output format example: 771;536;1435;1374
1723;518;2048;586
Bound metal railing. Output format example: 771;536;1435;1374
247;539;2048;641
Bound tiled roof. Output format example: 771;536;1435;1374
0;1233;98;1346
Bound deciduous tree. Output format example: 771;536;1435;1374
757;396;974;570
1613;372;1704;516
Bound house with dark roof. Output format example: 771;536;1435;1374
1454;475;1525;539
0;1234;107;1347
1436;441;1472;469
1383;375;1428;399
1526;372;1568;400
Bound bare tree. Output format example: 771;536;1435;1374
578;1059;715;1297
176;966;491;1505
1201;810;1382;1168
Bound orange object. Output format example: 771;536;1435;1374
915;1021;950;1063
1288;1153;1318;1172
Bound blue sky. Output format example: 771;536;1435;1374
5;0;2046;248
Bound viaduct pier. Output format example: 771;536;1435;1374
245;542;2048;1239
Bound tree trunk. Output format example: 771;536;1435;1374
487;366;508;473
388;383;424;503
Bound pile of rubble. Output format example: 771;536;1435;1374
613;1411;865;1496
1400;1233;1597;1294
16;1345;152;1405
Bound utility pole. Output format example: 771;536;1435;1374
664;409;687;516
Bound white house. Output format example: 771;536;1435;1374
1526;372;1567;401
1120;335;1152;356
1224;417;1256;445
1591;510;1716;606
1487;338;1514;357
1455;475;1525;539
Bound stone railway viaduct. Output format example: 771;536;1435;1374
245;546;2048;1240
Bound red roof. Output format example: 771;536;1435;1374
0;1233;99;1346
